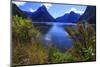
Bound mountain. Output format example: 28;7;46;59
30;5;55;22
79;6;96;24
12;3;27;18
56;14;69;22
23;11;33;18
56;11;80;23
67;11;80;22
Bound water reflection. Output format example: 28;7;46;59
39;23;73;51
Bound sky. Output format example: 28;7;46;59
12;1;87;18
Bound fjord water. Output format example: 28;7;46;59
38;23;73;51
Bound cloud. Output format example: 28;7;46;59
29;8;36;12
66;8;84;14
12;1;26;6
41;3;52;9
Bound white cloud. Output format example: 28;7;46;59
41;3;52;9
12;1;26;6
66;8;84;14
29;8;36;12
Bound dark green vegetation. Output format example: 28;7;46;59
12;15;96;66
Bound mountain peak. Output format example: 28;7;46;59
38;5;47;12
30;5;55;22
56;10;80;23
70;11;76;14
41;5;46;8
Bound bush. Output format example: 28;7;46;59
48;47;74;63
12;15;48;65
65;22;96;61
12;15;40;44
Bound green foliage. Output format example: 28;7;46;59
12;15;40;44
65;22;96;61
48;47;74;63
12;15;48;65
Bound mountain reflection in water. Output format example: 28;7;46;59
38;23;73;51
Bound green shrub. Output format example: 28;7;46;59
12;15;40;44
65;22;96;61
12;15;48;65
48;47;74;63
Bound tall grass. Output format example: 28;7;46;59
12;44;48;65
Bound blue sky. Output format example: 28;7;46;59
12;1;87;18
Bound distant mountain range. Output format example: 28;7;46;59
56;11;80;23
12;3;96;24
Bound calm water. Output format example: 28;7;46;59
33;22;95;51
34;22;74;51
